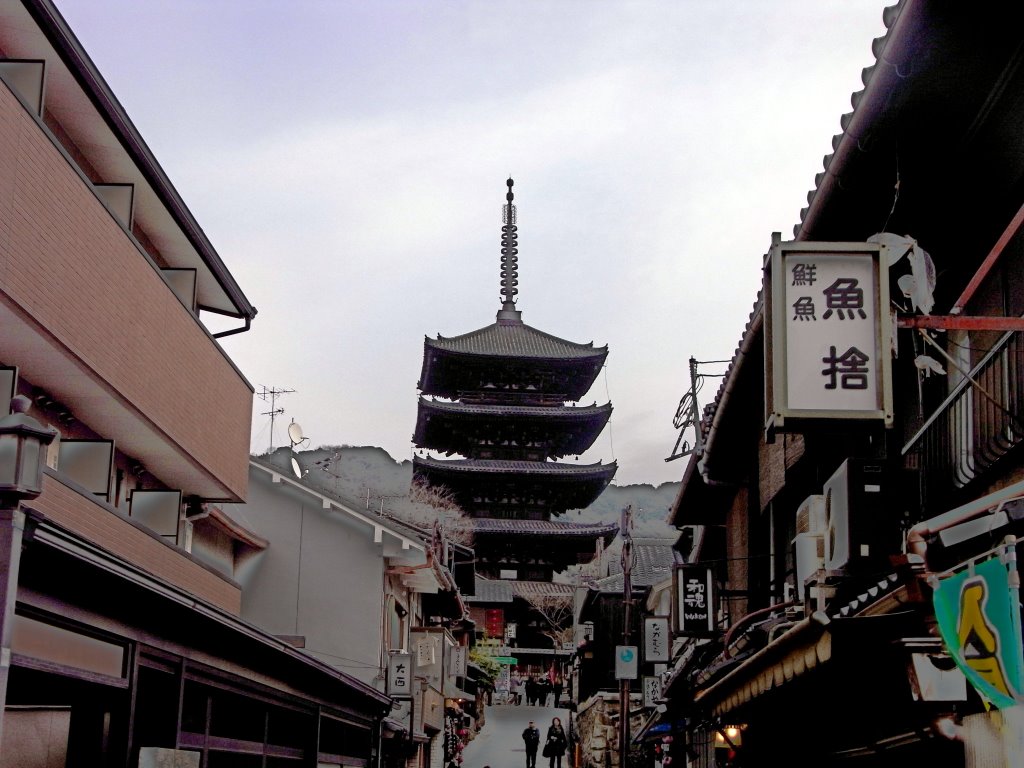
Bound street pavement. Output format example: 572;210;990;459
462;702;571;768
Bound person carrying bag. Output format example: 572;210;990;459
544;717;568;768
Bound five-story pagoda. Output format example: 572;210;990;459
412;180;617;664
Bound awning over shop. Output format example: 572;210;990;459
694;612;832;717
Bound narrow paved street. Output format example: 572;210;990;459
462;703;572;768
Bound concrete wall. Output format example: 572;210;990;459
235;470;386;686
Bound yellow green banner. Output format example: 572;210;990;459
933;554;1024;710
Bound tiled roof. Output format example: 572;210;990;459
465;577;575;604
426;320;607;360
593;538;683;591
414;455;616;478
418;398;612;420
465;577;514;603
509;580;575;599
795;1;905;239
469;518;619;537
690;2;904;490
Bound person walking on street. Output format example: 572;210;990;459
510;673;522;705
543;717;568;768
522;720;541;768
537;676;552;707
552;674;563;707
525;676;537;706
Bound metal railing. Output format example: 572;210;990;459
903;329;1024;515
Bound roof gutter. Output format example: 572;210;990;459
24;0;257;321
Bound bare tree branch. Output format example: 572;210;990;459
521;593;574;647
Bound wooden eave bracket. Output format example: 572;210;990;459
897;315;1024;331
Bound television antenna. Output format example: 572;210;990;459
665;358;729;462
256;385;294;453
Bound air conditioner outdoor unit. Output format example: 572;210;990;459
793;494;825;601
823;458;898;573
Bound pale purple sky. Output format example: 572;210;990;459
54;0;888;486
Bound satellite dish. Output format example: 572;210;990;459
288;421;304;446
290;456;304;479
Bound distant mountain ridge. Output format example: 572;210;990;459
257;445;680;537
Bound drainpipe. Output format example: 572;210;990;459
721;601;796;660
906;480;1024;560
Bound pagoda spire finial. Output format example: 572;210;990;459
498;177;522;322
497;177;524;321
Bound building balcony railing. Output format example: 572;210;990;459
903;328;1024;516
31;469;242;614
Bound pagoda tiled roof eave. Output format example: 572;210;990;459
412;456;617;478
422;321;609;361
416;397;613;419
468;518;620;537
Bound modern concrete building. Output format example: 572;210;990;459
0;1;390;764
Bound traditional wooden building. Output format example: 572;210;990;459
412;179;617;675
654;2;1024;766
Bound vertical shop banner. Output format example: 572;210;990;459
643;676;661;708
675;564;716;636
933;554;1024;710
645;617;670;662
387;653;413;698
449;645;468;677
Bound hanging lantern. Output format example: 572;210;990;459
0;395;59;506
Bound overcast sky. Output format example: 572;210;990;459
55;0;888;487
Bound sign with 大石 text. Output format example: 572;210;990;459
387;653;413;698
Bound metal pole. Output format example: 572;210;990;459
689;357;704;454
0;507;27;741
619;506;633;768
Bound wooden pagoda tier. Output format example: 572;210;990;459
412;455;617;518
418;317;608;402
412;397;613;460
468;519;619;576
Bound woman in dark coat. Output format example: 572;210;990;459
544;716;568;768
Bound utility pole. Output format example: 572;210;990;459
618;505;633;768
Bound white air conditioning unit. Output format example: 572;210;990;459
796;494;826;535
793;495;825;601
823;458;896;573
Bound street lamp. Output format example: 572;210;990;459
0;394;59;736
0;395;58;506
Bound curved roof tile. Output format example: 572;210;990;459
469;518;619;536
794;1;903;238
418;398;612;420
426;320;607;360
414;455;617;478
